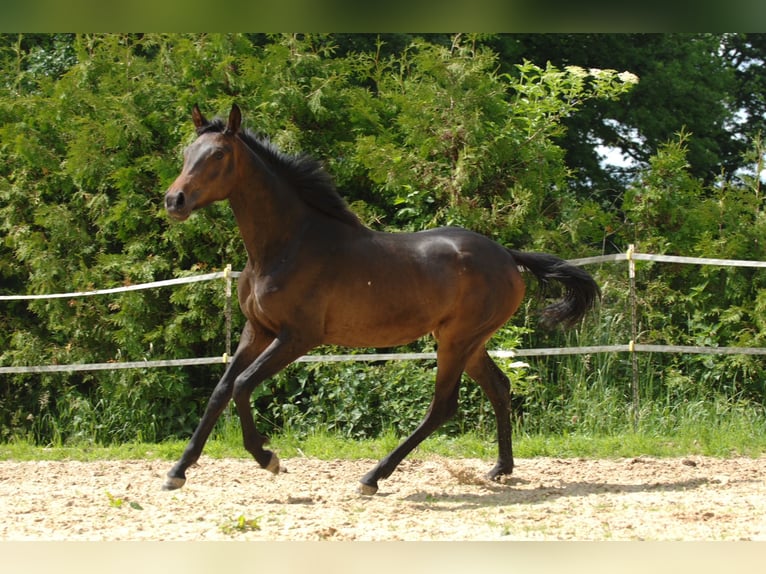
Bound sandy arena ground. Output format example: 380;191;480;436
1;455;765;541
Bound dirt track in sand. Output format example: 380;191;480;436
1;455;765;541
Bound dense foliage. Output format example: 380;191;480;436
1;33;765;446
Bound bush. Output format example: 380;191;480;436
3;33;765;446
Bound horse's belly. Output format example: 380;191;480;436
324;325;432;348
322;293;441;348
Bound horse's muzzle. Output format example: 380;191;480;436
165;189;191;221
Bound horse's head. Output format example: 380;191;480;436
164;104;243;221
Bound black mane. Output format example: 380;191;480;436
200;118;361;227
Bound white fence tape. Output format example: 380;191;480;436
568;252;766;268
0;350;531;375
0;270;241;301
0;357;228;374
7;343;766;375
2;251;766;375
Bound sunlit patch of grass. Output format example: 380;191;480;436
219;514;261;535
3;400;766;462
105;490;144;510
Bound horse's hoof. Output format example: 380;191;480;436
358;481;378;496
162;476;186;491
265;452;281;474
486;464;513;482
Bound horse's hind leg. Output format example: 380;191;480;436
465;349;514;480
358;347;467;495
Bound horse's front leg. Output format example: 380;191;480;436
163;323;266;490
230;332;311;475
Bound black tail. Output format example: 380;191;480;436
508;249;601;328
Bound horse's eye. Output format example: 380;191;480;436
213;150;225;160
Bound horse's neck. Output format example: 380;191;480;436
228;176;309;269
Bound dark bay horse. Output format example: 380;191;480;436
163;104;600;495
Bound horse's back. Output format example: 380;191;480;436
318;225;524;347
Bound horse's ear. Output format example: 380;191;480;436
225;103;241;135
192;104;208;131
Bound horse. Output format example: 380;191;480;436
162;103;600;495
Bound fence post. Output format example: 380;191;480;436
628;244;639;431
224;264;232;362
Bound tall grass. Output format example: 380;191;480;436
4;414;765;462
5;356;766;462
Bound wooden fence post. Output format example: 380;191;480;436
224;264;232;362
628;244;639;431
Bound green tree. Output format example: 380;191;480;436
497;34;743;198
619;132;766;403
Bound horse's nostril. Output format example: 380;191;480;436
166;190;186;210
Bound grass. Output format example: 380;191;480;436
3;390;765;462
2;423;765;462
219;514;261;535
